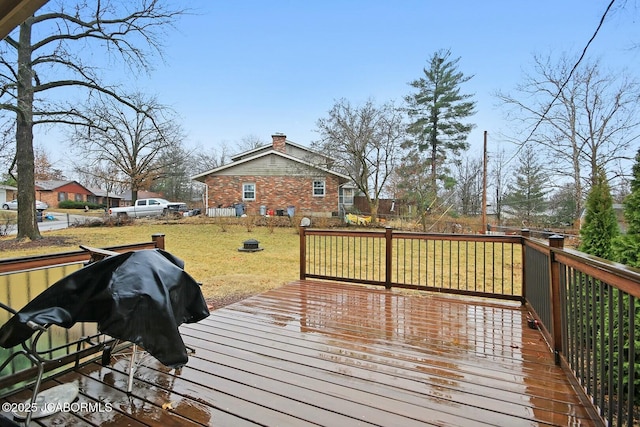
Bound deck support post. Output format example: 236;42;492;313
548;234;564;365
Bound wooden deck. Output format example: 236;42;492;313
1;280;600;426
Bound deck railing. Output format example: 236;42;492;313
0;234;165;393
300;226;640;426
523;234;640;427
300;227;523;301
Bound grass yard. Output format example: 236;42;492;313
0;215;525;302
0;220;301;300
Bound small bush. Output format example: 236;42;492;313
0;214;16;236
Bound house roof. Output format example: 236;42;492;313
191;149;351;183
35;179;92;193
0;0;48;40
0;184;17;191
230;138;326;162
85;186;123;199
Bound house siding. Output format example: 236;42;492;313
205;174;340;216
216;154;316;177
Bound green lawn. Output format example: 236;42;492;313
0;219;301;299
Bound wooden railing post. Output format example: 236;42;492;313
385;227;393;289
152;233;165;250
549;234;564;365
520;229;529;299
299;226;307;280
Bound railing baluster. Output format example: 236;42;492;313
616;290;624;427
627;295;635;426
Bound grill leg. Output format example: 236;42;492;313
127;344;137;394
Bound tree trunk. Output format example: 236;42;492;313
16;19;40;240
369;198;379;223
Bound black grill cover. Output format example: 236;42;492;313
0;249;210;368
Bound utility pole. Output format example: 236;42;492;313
482;131;488;234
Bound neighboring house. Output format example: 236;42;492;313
0;184;17;205
86;186;122;208
191;133;353;217
35;180;94;207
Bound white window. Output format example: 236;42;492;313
313;180;325;197
340;188;354;205
243;183;255;200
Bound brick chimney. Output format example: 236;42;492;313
272;133;286;153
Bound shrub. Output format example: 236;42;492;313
58;200;105;210
0;213;16;236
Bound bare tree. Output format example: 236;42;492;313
34;145;64;181
314;98;405;221
454;156;483;216
496;54;640;223
151;143;200;202
0;0;184;239
488;148;510;225
237;134;267;152
72;93;184;202
192;143;231;174
74;162;126;207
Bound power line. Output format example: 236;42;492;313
502;0;617;167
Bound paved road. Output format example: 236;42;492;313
3;211;99;235
40;212;99;232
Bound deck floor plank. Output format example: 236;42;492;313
186;313;586;411
0;280;601;426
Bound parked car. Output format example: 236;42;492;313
2;199;49;211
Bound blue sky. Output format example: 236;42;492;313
49;1;639;172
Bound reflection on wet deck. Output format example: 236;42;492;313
1;280;599;426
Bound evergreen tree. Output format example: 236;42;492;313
579;168;619;259
548;183;578;227
502;144;548;226
404;49;476;199
612;149;640;267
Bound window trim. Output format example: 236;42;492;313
242;183;256;201
340;187;354;205
313;179;326;197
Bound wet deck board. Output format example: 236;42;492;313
1;280;599;426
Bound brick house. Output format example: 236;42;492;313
35;180;94;207
191;134;353;217
35;180;123;208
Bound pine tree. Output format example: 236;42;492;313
502;144;548;226
404;49;476;199
612;149;640;267
579;168;619;259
